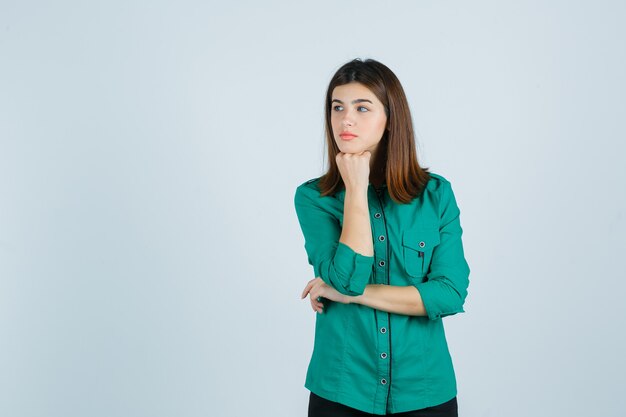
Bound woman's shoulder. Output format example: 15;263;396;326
294;176;324;204
295;176;323;193
424;171;451;192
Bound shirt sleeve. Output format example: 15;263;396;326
294;184;374;296
413;180;471;320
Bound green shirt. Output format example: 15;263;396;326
294;172;471;415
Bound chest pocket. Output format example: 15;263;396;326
401;226;441;279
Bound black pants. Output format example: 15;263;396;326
308;392;458;417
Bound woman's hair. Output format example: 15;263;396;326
318;58;430;204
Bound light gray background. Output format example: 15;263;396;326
1;1;625;416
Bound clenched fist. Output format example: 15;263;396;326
336;151;371;192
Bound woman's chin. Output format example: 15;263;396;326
338;145;364;154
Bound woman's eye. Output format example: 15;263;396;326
333;105;343;111
357;106;369;112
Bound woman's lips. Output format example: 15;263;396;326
340;132;358;140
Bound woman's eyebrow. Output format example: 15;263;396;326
331;98;373;104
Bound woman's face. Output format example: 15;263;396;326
330;82;388;155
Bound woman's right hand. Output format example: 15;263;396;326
336;151;371;192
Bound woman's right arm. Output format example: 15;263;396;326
336;151;373;257
294;185;374;297
339;186;373;257
294;152;374;297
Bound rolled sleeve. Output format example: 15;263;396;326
295;184;374;296
414;180;470;320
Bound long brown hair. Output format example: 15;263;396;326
318;58;430;204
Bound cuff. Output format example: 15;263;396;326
334;241;375;294
414;280;465;321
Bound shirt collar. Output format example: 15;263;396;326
335;183;387;202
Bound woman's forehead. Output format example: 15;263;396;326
332;83;381;103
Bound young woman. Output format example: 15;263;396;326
294;58;471;417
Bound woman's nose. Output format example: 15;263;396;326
342;117;354;127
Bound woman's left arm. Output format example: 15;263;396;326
302;277;427;316
354;180;470;319
349;284;427;316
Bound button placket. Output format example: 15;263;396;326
372;200;387;273
370;186;391;408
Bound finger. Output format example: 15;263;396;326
309;297;324;312
313;302;323;313
312;302;322;313
301;282;313;299
310;297;321;309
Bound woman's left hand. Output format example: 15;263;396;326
301;277;352;313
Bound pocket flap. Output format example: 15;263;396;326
402;227;441;251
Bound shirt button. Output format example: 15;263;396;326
379;260;385;267
419;241;425;248
378;235;385;241
374;213;381;218
380;352;387;359
380;327;387;334
381;378;387;385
